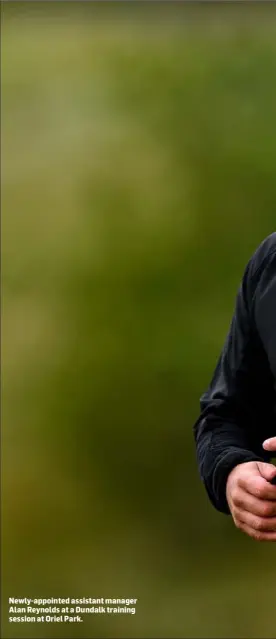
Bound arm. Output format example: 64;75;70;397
193;237;276;515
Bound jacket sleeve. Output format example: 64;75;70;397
193;241;276;514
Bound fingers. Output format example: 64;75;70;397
236;520;276;542
238;474;276;501
263;437;276;452
234;507;276;533
232;488;276;517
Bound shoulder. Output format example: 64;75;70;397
239;233;276;307
249;232;276;281
245;233;276;310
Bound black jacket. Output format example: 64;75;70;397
193;233;276;514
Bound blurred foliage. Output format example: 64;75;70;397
2;3;276;638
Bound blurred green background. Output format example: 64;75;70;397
2;2;276;638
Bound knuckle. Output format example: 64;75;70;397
254;486;262;498
261;503;273;517
233;494;242;508
231;488;240;504
254;517;264;531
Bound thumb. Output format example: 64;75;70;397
263;437;276;452
257;461;276;483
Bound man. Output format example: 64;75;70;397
193;232;276;541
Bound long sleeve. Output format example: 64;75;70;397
193;235;276;514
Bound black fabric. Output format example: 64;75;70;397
193;233;276;514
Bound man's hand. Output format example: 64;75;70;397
226;460;276;541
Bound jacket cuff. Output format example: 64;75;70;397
212;448;266;514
